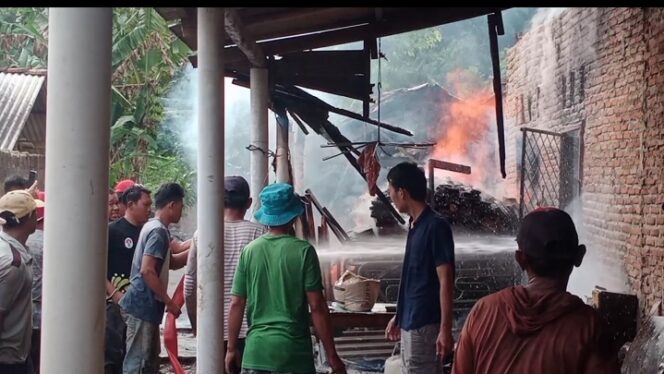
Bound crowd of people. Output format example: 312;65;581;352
0;162;621;374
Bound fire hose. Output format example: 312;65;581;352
164;275;186;374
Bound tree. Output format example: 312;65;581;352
1;7;194;202
0;7;48;68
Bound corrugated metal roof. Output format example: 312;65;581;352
0;71;46;151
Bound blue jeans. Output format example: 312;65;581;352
122;314;160;374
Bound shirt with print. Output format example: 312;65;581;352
107;217;141;293
184;220;266;339
232;234;323;373
120;218;171;324
26;229;43;329
396;205;455;331
0;231;33;364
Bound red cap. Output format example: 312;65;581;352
114;179;135;194
37;191;45;221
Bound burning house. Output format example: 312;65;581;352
504;7;664;314
26;6;664;373
500;8;664;370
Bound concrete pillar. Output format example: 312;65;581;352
250;67;269;214
41;8;112;374
291;124;305;194
196;7;225;374
276;121;290;183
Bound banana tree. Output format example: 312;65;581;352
0;7;48;68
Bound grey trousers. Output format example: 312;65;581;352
122;314;160;374
400;324;442;374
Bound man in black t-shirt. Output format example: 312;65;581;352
104;185;152;374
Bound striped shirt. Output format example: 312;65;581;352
184;220;266;339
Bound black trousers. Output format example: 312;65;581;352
0;361;29;374
104;302;127;374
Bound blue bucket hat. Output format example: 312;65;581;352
254;183;304;227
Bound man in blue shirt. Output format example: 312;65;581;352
384;162;455;373
120;183;190;374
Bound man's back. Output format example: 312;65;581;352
232;234;323;373
453;286;618;374
0;232;32;364
26;229;43;329
184;220;265;336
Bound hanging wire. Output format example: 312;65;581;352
318;36;434;158
376;37;382;146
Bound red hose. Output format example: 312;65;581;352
164;275;186;374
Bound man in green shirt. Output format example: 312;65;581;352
226;183;346;374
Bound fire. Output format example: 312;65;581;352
431;69;505;196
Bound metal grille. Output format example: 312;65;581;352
519;127;565;219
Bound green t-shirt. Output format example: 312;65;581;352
231;234;323;373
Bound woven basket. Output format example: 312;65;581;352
333;270;381;312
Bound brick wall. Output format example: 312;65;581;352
505;8;664;313
0;150;46;192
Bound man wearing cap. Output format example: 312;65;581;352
114;179;190;254
226;183;346;374
114;179;136;218
3;175;30;194
26;191;45;373
184;176;265;365
0;190;43;374
104;185;153;374
453;207;619;374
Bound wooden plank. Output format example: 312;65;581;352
221;8;506;63
328;311;394;330
429;159;472;175
318;218;330;247
245;8;374;42
303;196;317;242
591;289;638;355
154;7;188;21
306;189;350;242
488;11;506;178
225;8;266;67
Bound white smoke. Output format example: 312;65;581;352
565;196;630;300
161;64;263;228
529;7;567;27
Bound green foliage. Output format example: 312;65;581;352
1;7;195;205
378;8;538;94
0;7;48;68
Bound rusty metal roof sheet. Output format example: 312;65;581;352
0;71;46;151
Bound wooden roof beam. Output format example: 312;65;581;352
221;7;505;64
225;8;266;68
245;7;375;42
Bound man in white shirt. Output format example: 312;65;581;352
0;190;43;374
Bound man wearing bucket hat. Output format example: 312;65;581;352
0;190;43;373
226;183;346;374
453;207;619;374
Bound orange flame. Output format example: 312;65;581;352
431;69;506;196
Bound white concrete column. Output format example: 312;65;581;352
250;67;269;214
41;8;112;374
196;7;225;374
276;122;290;183
291;124;305;194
